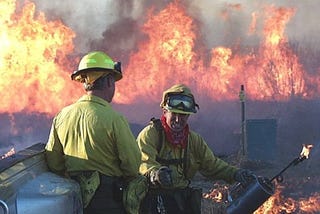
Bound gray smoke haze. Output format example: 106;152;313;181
30;0;148;55
189;0;320;48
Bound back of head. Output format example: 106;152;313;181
71;51;122;90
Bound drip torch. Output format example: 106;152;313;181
227;145;313;214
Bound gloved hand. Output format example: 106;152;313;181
234;169;255;185
150;166;173;187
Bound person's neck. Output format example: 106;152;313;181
87;91;111;102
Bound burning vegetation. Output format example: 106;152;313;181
2;0;320;113
1;0;320;213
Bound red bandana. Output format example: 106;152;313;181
160;115;189;149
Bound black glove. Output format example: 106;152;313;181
234;169;255;185
150;166;172;187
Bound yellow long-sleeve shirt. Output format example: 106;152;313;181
45;95;141;178
137;121;238;188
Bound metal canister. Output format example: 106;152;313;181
226;176;275;214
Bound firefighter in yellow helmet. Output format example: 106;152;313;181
137;83;255;214
45;51;141;214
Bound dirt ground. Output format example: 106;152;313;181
192;154;320;214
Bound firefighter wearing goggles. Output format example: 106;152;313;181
137;84;255;213
45;51;142;214
160;83;199;114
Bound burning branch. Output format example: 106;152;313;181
271;144;313;182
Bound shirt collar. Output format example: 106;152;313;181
77;94;111;107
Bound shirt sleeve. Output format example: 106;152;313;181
113;115;141;177
45;118;66;176
136;125;162;176
190;133;238;184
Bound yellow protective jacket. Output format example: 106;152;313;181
137;120;238;188
45;95;141;178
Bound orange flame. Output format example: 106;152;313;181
116;1;319;105
254;185;320;213
203;186;226;203
299;193;320;213
1;147;15;159
115;1;200;104
0;0;80;114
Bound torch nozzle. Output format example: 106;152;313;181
293;155;307;166
270;144;313;182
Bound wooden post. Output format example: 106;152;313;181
239;85;247;159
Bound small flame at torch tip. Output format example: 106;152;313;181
300;144;313;159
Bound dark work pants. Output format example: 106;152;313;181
83;175;125;214
140;187;202;214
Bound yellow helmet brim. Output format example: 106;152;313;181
71;68;122;84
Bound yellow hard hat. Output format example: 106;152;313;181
160;84;199;114
71;51;122;84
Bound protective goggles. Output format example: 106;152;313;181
165;94;198;113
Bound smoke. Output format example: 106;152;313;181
188;0;320;49
30;0;146;55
